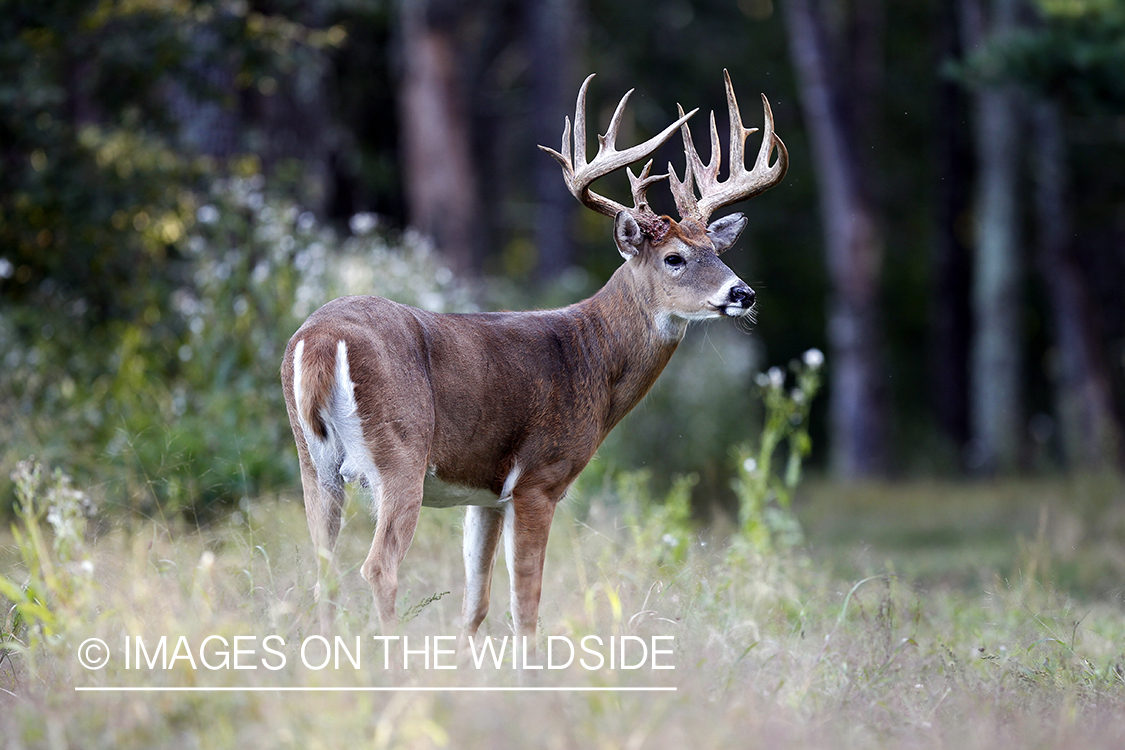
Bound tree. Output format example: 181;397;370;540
1031;100;1121;467
395;0;482;274
528;0;578;281
960;0;1024;473
930;1;974;458
782;0;887;477
957;0;1125;470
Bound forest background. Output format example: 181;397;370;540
1;0;1124;520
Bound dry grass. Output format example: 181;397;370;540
3;477;1125;749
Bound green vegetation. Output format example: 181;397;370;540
3;424;1124;748
0;182;474;519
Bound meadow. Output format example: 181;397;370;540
3;187;1124;748
3;460;1125;749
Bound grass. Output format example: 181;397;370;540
3;472;1125;749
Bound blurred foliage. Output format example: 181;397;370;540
570;464;701;569
0;0;345;323
1;180;472;518
956;0;1125;111
0;0;357;517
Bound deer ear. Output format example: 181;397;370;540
614;211;645;259
706;213;747;254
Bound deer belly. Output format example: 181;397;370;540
420;474;504;508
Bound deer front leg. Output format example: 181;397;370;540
504;490;557;646
460;505;505;642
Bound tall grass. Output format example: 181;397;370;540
3;457;1125;748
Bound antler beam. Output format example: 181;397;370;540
539;74;698;220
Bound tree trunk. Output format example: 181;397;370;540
1031;100;1122;467
397;0;482;274
961;0;1023;473
783;0;887;478
931;0;973;456
528;0;578;282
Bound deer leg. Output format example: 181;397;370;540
504;490;557;646
460;505;505;641
360;466;425;632
299;456;345;634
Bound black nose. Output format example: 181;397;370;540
729;284;755;307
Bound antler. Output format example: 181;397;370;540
669;69;788;225
539;74;698;222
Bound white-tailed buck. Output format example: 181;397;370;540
281;70;787;642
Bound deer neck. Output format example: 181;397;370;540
576;262;684;433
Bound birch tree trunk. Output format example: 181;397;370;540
961;0;1023;472
783;0;887;477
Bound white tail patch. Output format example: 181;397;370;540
295;338;381;499
292;338;307;431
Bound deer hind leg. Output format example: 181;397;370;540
504;488;557;645
297;452;345;634
360;461;426;632
460;505;505;642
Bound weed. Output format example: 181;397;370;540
732;348;823;553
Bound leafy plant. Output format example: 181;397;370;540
732;348;824;553
617;470;699;567
0;459;96;669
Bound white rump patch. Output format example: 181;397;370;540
295;338;381;500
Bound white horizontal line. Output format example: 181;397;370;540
75;686;676;693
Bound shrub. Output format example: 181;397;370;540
0;178;472;518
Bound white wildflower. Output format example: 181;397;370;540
802;347;824;369
768;366;785;389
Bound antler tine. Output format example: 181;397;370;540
668;104;696;221
675;69;788;225
626;159;669;213
670;104;727;222
753;94;787;183
573;73;594;174
539;74;698;220
598;85;635;157
725;69;751;189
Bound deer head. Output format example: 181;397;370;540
539;70;788;327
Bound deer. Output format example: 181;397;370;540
280;70;787;647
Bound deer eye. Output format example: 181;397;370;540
664;254;686;269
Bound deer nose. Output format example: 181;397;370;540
729;284;755;307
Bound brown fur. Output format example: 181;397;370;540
281;216;752;644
